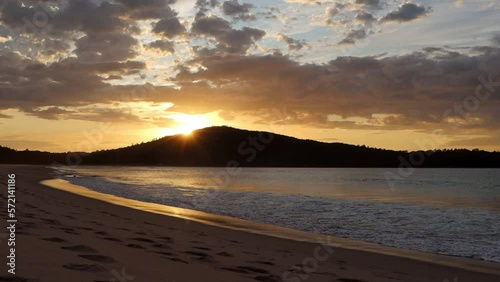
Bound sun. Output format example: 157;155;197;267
179;126;194;136
173;114;211;136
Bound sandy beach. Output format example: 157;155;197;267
0;165;499;282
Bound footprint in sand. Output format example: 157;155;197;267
155;251;174;256
58;227;80;235
22;213;36;218
223;265;271;276
63;263;106;272
76;226;95;231
41;237;67;243
102;237;122;242
237;266;269;274
159;236;173;242
126;243;145;249
100;211;118;217
62;245;98;253
132;237;156;243
185;251;215;262
249;260;275;266
170;257;189;264
144;221;160;226
41;219;62;226
193;246;211;251
0;275;40;281
151;243;171;249
242;251;258;255
78;254;116;263
87;220;104;226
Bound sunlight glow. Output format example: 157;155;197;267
172;113;212;136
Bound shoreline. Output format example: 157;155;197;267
42;177;500;275
1;165;499;282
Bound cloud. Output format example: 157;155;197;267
381;3;432;22
326;7;339;18
355;11;376;24
147;40;175;54
285;0;332;4
117;0;177;19
453;0;464;8
492;34;500;46
151;8;186;39
0;0;184;62
173;40;500;134
0;35;11;43
277;33;309;51
0;112;13;119
195;0;221;17
0;51;146;120
1;34;500;146
222;0;256;21
0;0;498;149
191;15;265;55
75;33;139;63
354;0;381;9
338;28;368;44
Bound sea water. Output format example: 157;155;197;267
52;166;500;262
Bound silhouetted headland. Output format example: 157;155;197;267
1;126;499;167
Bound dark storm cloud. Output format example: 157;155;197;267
222;0;256;21
381;3;431;22
191;15;265;54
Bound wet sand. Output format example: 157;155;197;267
0;165;499;282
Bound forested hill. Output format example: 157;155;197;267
1;126;499;167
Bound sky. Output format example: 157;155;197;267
0;0;499;152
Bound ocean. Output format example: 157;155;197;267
52;166;500;262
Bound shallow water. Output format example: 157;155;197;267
52;166;500;262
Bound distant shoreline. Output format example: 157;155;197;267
2;126;500;168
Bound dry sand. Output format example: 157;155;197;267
0;165;499;282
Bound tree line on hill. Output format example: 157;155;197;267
1;126;499;168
